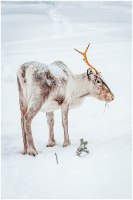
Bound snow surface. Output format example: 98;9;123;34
1;1;132;199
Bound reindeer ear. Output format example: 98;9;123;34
87;68;93;76
87;68;96;80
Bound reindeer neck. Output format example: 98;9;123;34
72;72;91;99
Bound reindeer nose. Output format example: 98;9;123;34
106;93;114;102
111;93;115;101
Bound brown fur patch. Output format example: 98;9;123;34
32;70;57;100
21;69;25;78
61;77;67;85
20;65;27;83
17;77;21;92
80;92;90;98
55;96;65;105
102;80;111;93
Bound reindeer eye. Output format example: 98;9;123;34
96;80;101;84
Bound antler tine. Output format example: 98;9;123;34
74;44;100;75
74;48;84;55
85;43;90;54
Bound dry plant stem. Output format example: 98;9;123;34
55;153;58;164
103;102;109;114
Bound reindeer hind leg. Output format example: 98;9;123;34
17;77;28;154
23;98;43;156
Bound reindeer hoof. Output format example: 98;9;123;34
24;147;38;156
46;140;55;147
63;141;71;147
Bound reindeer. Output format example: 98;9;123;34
17;44;114;156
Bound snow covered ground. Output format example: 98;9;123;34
1;1;132;199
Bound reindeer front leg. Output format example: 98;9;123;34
61;104;71;147
46;112;55;147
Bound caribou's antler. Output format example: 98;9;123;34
74;43;100;74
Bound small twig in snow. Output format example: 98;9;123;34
55;153;58;164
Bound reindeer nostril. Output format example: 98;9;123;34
112;94;115;100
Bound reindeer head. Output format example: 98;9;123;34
74;44;114;103
87;68;114;102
